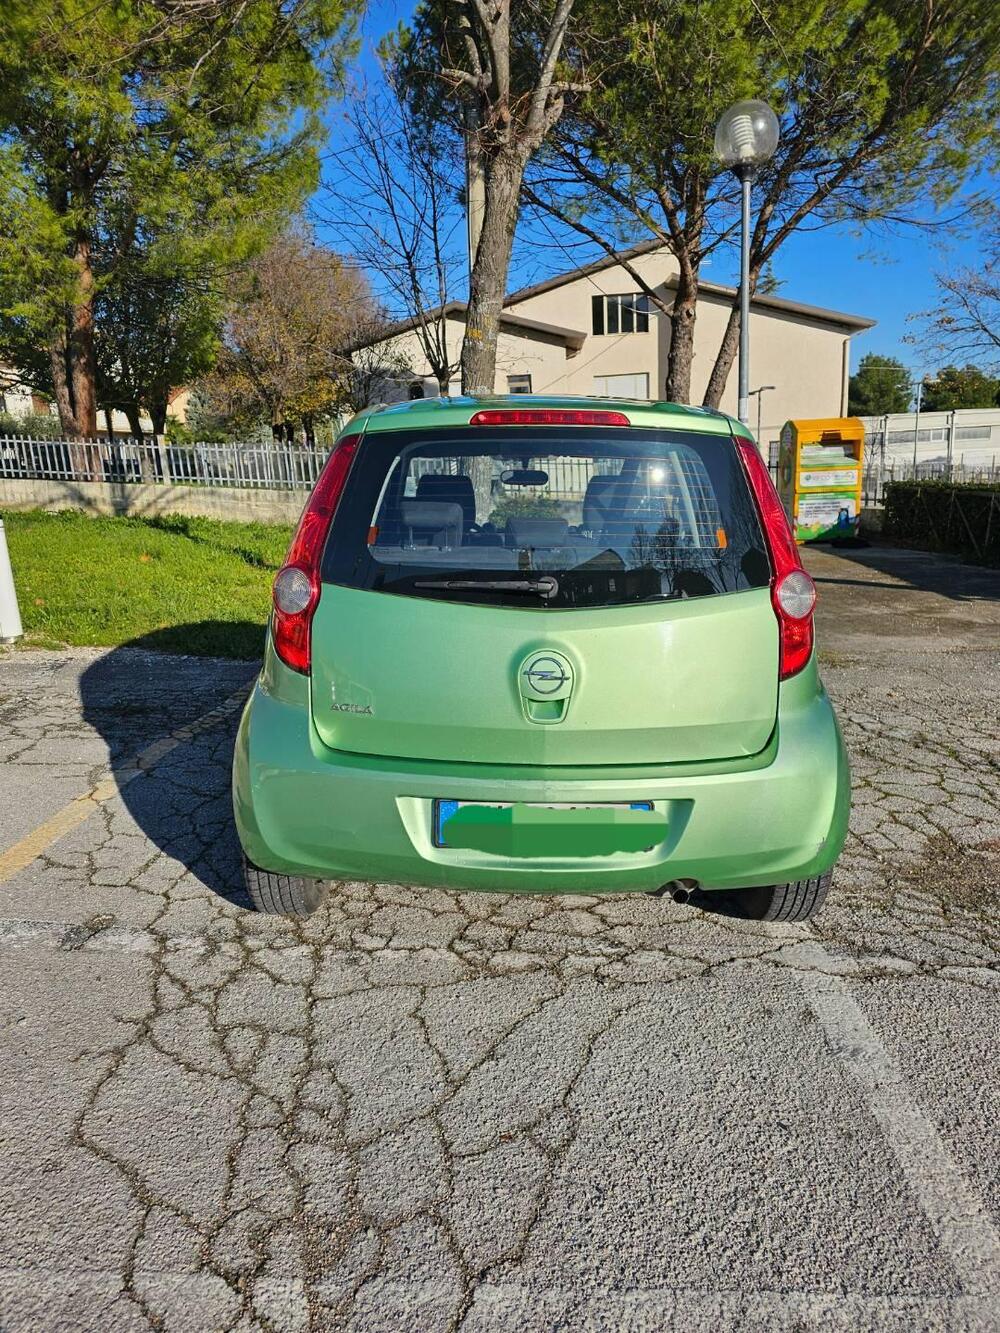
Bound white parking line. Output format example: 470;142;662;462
0;1269;994;1328
462;1283;999;1328
796;952;1000;1296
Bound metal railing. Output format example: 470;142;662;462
861;455;1000;507
0;435;328;491
413;453;618;501
10;430;996;511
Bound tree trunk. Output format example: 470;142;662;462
124;405;145;443
702;304;740;411
68;237;99;440
664;264;699;403
703;265;761;411
124;405;156;481
49;322;98;477
461;149;524;395
460;455;493;523
436;372;451;397
151;405;171;485
48;326;80;437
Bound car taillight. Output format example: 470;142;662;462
469;408;630;427
272;433;360;674
735;437;816;680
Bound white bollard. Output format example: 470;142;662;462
0;516;24;644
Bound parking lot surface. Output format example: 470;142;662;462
0;542;998;1332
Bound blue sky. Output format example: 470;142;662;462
319;1;990;377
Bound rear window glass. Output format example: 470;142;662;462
322;426;770;609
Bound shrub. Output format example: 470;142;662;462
883;480;1000;565
488;495;563;527
0;410;62;438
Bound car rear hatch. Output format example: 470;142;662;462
310;421;778;766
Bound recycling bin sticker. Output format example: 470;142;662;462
795;492;859;541
798;468;860;489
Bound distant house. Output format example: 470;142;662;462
0;366;173;439
0;370;50;423
360;241;875;444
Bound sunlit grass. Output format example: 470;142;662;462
4;509;293;658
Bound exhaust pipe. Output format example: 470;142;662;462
648;878;698;902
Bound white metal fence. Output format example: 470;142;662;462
0;435;627;502
765;415;1000;505
859;409;999;471
860;432;1000;505
6;429;998;510
412;453;615;501
0;435;328;491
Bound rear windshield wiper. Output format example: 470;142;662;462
413;575;559;598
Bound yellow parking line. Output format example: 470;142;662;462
0;686;250;886
0;798;102;884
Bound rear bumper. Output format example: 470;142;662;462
233;662;849;895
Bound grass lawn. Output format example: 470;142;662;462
3;509;293;658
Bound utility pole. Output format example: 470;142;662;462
748;384;776;442
0;517;23;644
946;408;956;478
912;377;924;473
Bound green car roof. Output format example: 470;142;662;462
344;394;747;438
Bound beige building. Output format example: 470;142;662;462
0;366;163;438
367;241;875;445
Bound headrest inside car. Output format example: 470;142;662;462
415;473;476;527
505;517;569;548
399;500;463;546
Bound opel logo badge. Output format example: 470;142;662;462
519;650;575;702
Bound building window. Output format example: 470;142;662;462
593;373;650;400
591;293;650;336
507;373;532;394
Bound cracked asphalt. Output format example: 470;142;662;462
0;541;998;1332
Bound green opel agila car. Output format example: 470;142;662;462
232;395;850;921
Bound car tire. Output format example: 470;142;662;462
241;855;326;919
699;870;833;923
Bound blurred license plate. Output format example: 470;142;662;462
433;799;654;849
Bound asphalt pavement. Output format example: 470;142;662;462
0;541;997;1332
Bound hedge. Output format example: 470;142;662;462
883;480;1000;566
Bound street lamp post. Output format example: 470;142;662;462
714;100;780;426
748;384;776;442
912;377;925;474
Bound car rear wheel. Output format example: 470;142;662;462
241;855;326;919
698;870;833;923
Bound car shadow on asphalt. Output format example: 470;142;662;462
806;539;1000;603
78;624;263;911
77;623;823;926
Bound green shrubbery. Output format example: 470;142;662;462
487;495;563;527
0;411;62;438
883;480;1000;566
